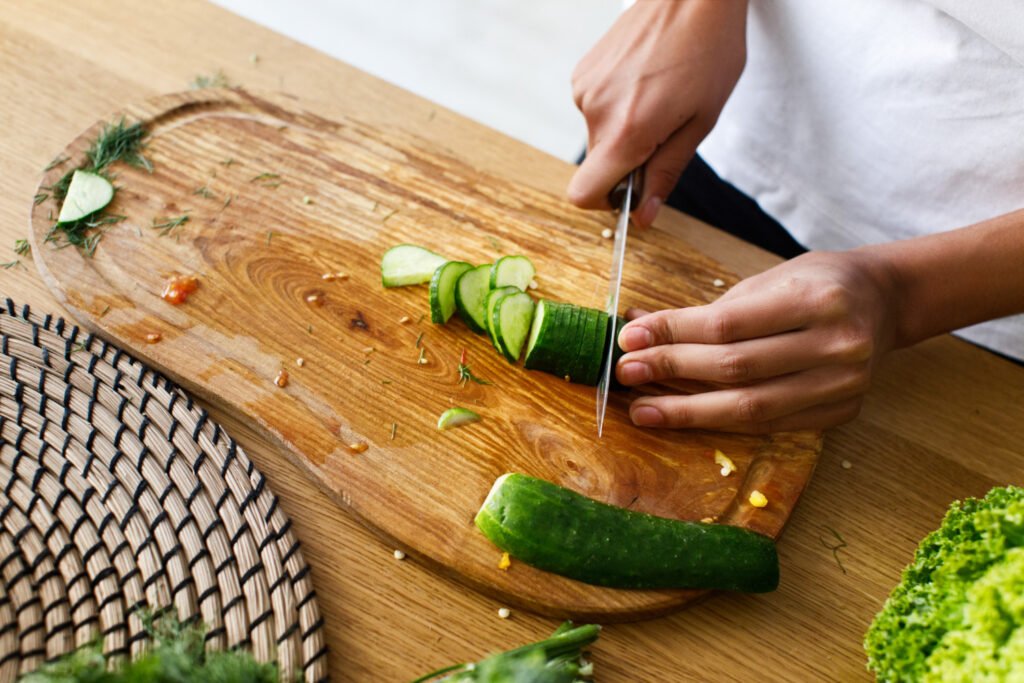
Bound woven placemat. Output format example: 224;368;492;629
0;299;327;681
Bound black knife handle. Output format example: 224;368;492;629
608;168;644;212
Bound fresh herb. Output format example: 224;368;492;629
266;230;274;245
190;70;232;90
86;118;152;173
152;213;190;237
222;195;233;209
0;261;20;270
193;185;215;199
43;154;70;172
412;622;599;682
13;239;30;256
382;208;398;223
251;172;281;188
819;525;848;575
22;612;278;683
99;305;110;317
46;167;77;204
458;362;491;386
33;192;49;206
415;332;424;348
45;214;125;256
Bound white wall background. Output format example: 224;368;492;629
211;0;621;161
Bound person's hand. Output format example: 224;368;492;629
615;250;902;433
568;0;748;226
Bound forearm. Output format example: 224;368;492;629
863;209;1024;349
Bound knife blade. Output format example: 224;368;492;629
596;169;641;437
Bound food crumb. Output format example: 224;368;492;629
393;549;405;561
498;552;511;571
601;228;613;239
274;370;289;388
714;449;736;476
249;53;260;64
399;315;411;324
497;607;511;619
563;375;571;382
305;292;324;306
348;441;368;453
296;357;305;367
302;195;312;204
841;459;853;470
713;278;726;288
322;272;337;281
528;279;539;290
700;517;715;524
144;332;162;344
363;346;375;354
749;490;768;508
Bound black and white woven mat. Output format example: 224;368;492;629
0;299;327;681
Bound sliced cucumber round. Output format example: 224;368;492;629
429;261;473;323
453;264;493;334
475;473;780;592
524;299;566;371
437;407;480;431
489;255;536;291
57;170;114;223
381;244;448;287
485;286;519;352
494;291;536;364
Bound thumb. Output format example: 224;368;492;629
633;121;705;227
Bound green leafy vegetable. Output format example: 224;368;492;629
86;118;152;173
412;622;598;682
151;214;190;237
865;485;1024;681
21;613;279;683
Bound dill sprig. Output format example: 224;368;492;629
819;525;848;575
43;154;70;172
46;215;126;257
193;185;215;199
458;362;492;387
33;192;49;206
86;118;152;173
13;239;30;256
43;117;150;256
152;214;190;237
0;261;20;270
190;70;232;90
250;172;281;187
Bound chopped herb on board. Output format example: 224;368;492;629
193;185;215;199
190;70;232;89
0;261;20;270
43;154;70;172
152;214;190;237
13;240;29;256
819;525;848;575
33;192;49;206
86;118;152;173
250;173;281;187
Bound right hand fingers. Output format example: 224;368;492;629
633;120;707;227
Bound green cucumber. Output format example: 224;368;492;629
57;170;114;223
494;291;536;363
489;255;535;290
523;300;568;371
454;264;493;333
571;308;603;386
475;473;779;592
437;407;480;430
381;244;448;287
485;286;519;351
429;261;473;323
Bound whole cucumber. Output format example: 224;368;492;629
475;473;779;592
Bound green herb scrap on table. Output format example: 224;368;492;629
865;485;1024;681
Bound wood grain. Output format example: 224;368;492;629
3;1;1023;680
29;89;819;620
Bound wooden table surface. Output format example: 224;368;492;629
3;2;1022;680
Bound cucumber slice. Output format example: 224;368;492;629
429;261;473;323
57;170;114;223
489;255;536;290
485;286;519;352
437;407;480;430
583;311;610;386
571;308;602;385
475;473;780;592
494;291;536;363
524;299;565;371
381;244;448;287
454;264;493;334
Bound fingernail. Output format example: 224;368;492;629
619;326;652;351
639;196;662;226
618;361;652;385
631;405;664;427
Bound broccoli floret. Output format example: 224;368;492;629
865;485;1024;681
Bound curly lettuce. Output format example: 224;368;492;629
865;485;1024;682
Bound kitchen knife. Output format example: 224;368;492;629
596;169;642;437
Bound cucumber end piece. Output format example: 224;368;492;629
57;170;115;224
437;407;481;431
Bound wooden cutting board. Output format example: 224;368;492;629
29;89;821;620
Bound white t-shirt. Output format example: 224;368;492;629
698;0;1024;360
